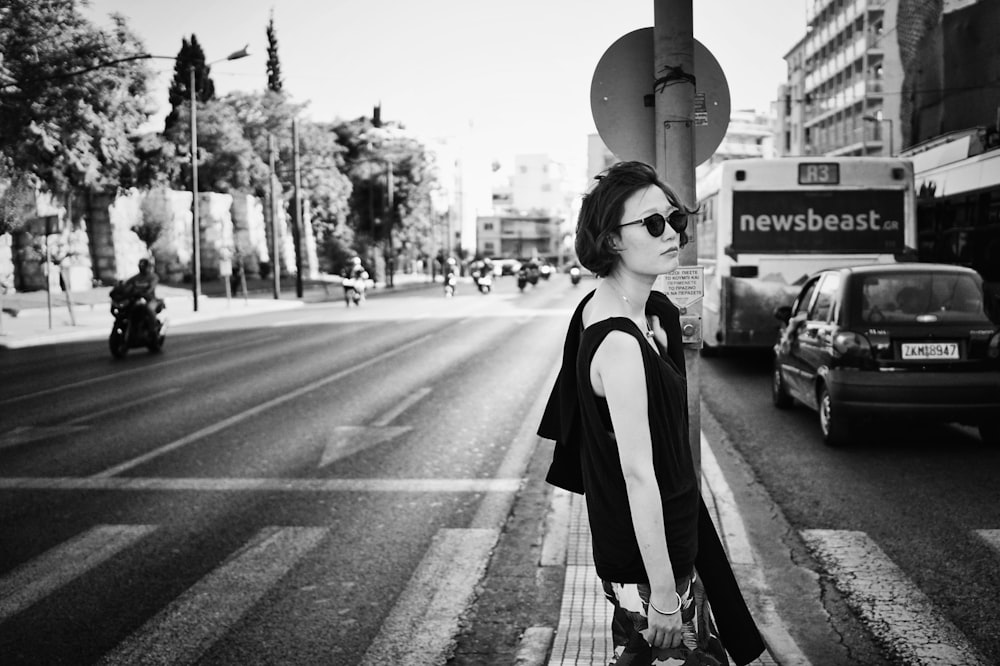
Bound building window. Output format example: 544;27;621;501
484;222;494;231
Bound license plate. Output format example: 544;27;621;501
900;342;959;360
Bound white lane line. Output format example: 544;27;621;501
975;529;1000;555
0;525;157;622
0;335;283;406
801;529;989;666
66;388;181;424
701;434;799;665
371;387;432;426
97;526;327;666
360;528;498;665
91;332;436;478
0;476;521;493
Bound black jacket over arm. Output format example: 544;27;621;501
537;289;766;666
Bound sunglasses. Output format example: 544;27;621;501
617;208;688;237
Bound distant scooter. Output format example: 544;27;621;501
570;266;582;286
474;271;492;294
516;267;528;292
444;273;458;297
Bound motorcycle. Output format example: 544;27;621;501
474;270;492;294
444;273;458;297
516;268;528;292
108;283;167;358
570;266;582;286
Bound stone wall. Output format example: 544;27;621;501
9;188;319;292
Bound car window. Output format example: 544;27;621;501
810;274;840;322
793;278;820;318
856;271;988;323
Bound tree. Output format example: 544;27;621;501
266;11;283;93
332;116;438;271
163;97;267;194
0;0;153;195
0;161;36;235
164;34;214;132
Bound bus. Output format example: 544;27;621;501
905;128;1000;314
695;156;917;352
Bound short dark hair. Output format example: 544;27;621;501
575;161;693;277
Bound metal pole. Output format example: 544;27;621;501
654;0;699;467
887;119;894;156
190;65;200;312
386;159;394;288
268;134;280;299
292;118;304;298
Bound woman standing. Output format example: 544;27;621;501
539;162;764;665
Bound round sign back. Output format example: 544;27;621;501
591;28;731;166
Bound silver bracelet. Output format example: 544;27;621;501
648;592;682;616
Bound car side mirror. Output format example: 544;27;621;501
775;305;793;324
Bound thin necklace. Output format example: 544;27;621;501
607;280;654;339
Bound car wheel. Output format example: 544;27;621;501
818;383;850;447
979;421;1000;446
772;362;793;409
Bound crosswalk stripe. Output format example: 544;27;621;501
360;528;498;664
974;529;1000;555
801;529;989;666
97;526;328;666
0;524;157;622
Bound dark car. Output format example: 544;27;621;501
772;263;1000;446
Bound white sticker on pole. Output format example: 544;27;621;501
661;266;703;309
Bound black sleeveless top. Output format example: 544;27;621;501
576;317;699;583
538;290;767;665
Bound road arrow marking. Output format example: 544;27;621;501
0;388;180;450
318;387;431;468
372;387;431;426
318;425;412;468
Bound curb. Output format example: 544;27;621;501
535;432;810;666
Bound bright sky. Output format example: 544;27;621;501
84;0;807;176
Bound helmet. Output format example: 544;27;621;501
351;256;362;265
447;257;457;266
138;258;151;271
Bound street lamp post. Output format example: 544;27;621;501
188;46;250;311
863;114;894;157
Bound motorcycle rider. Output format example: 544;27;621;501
123;258;160;329
342;256;368;305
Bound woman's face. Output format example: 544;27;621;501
613;184;682;277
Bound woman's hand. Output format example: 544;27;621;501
641;601;684;649
649;314;668;353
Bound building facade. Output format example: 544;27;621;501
777;0;904;158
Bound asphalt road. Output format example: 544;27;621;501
3;274;997;665
0;276;571;664
700;348;1000;665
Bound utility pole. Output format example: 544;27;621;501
385;159;394;287
268;134;280;299
291;118;304;298
190;64;201;312
654;0;700;466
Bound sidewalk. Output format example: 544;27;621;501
0;273;435;350
538;432;805;666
